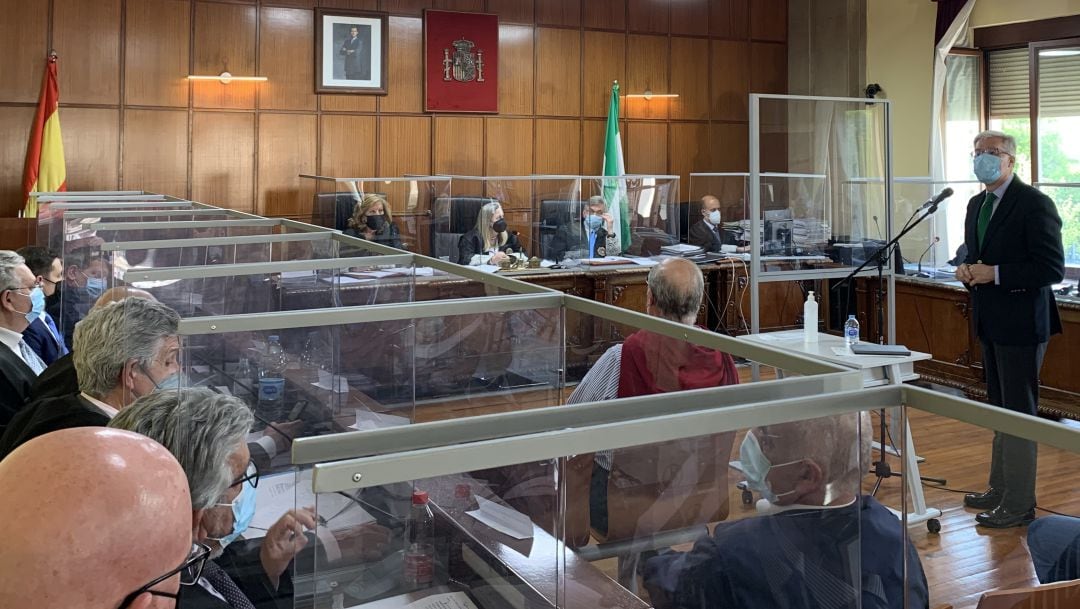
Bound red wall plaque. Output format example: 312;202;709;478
424;10;499;113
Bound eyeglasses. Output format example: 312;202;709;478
7;279;42;296
971;148;1014;159
116;542;211;609
231;459;259;490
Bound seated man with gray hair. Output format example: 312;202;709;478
0;296;181;459
643;413;929;609
547;195;613;261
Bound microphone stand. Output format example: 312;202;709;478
833;201;947;496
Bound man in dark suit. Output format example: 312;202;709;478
339;26;368;80
0;251;48;432
16;246;68;366
547;196;612;261
688;195;748;254
956;130;1065;528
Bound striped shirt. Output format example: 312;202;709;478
566;344;622;469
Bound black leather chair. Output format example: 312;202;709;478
677;200;702;243
538;199;583;260
429;196;495;261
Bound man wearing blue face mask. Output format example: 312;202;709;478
955;130;1065;529
0;251;48;431
643;413;928;609
52;245;109;352
548;196;613;261
15;246;68;366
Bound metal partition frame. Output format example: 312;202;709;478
117;255;415;284
748;94;895;339
62;208;259;220
83;218;286;232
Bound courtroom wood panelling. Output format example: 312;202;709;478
193;2;258;109
125;0;190;108
536;0;581;28
320;93;378;112
671;0;709;37
380;17;423;114
711;40;749;121
122;109;189;198
192;112;256;212
670;122;712;199
259;7;316;111
670;37;709;120
319;114;377;180
381;0;428;16
710;0;749;39
485;117;532;176
53;0;121;106
0;0;48;104
498;24;534;116
378;116;431;178
709;122;748;171
319;0;380;9
626;121;668;175
0;107;36;218
624;35;669;121
583;0;625;31
434;116;484;175
486;0;533;24
628;0;669;35
750;0;787;42
435;0;485;11
536;28;581;117
258;113;317;217
582;31;626;118
535;119;581;175
751;41;787;94
581;119;608;176
60;108;120;194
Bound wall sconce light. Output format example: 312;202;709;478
623;88;679;101
187;71;268;84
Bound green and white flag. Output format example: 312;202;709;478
602;81;630;254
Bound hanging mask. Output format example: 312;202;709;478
492;219;508;234
365;214;385;231
707;210;722;225
210;479;258;550
729;430;801;504
13;287;46;325
973;153;1003;184
584;215;604;231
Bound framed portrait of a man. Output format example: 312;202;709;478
315;9;388;94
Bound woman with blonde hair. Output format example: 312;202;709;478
456;201;522;265
344;193;402;250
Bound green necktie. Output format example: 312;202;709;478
977;191;997;249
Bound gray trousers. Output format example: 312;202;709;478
981;339;1047;512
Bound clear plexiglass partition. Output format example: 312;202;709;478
37;198;201;253
278;382;1080;609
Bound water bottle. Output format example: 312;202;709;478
844;315;860;346
403;490;435;589
298;331;322;385
232;357;255;406
258;335;288;420
803;291;818;343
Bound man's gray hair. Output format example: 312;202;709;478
646;259;704;324
974;130;1018;157
758;412;872;494
586;195;608;212
109;388;253;510
0;250;26;293
74;298;180;398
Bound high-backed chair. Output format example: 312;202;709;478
972;579;1080;609
537;199;582;260
678;200;702;243
429;196;493;261
311;192;359;230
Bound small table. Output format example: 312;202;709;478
737;330;942;530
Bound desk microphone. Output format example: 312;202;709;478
872;215;883;239
919;187;954;212
916;237;940;277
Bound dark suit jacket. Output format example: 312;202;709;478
547;222;608;261
22;315;65;366
178;542;296;609
31;352;79;401
0;347;36;434
0;393;109;460
688;220;737;253
343;221;403;251
962;176;1064;345
456;230;523;265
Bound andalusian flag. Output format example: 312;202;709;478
22;53;66;218
602;81;630;253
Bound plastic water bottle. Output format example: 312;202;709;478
844;315;860;346
232;357;255;405
403;490;435;589
258;335;288;420
299;331;322;384
803;291;818;343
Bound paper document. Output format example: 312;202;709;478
312;369;350;393
475;264;500;274
348;410;410;431
405;592;478;609
750;330;804;342
280;270;316;279
579;256;632;265
625;257;659;267
321;275;371;285
465;496;534;540
830;346;855;357
247;471;373;539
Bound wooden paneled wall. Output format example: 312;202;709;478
0;0;787;219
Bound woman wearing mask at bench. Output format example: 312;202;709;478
344;193;403;250
457;201;522;265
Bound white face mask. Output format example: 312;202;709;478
730;431;801;504
707;210;722;225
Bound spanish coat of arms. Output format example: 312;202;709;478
442;38;486;83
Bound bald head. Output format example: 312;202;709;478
646;257;705;324
94;286;156;310
0;428;192;609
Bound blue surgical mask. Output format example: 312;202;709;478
154;372;183;391
584;215;604;231
730;431;800;504
211;479;257;549
81;271;106;299
14;287;46;325
973;153;1003;184
707;210;722;225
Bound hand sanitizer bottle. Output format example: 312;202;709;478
803;291;818;343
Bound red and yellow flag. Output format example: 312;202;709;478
21;53;66;218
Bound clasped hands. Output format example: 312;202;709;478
956;263;995;286
260;507;392;588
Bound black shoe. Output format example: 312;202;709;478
976;505;1036;528
963;487;1003;510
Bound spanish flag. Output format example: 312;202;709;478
21;53;66;218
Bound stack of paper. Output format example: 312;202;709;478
659;243;703;257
